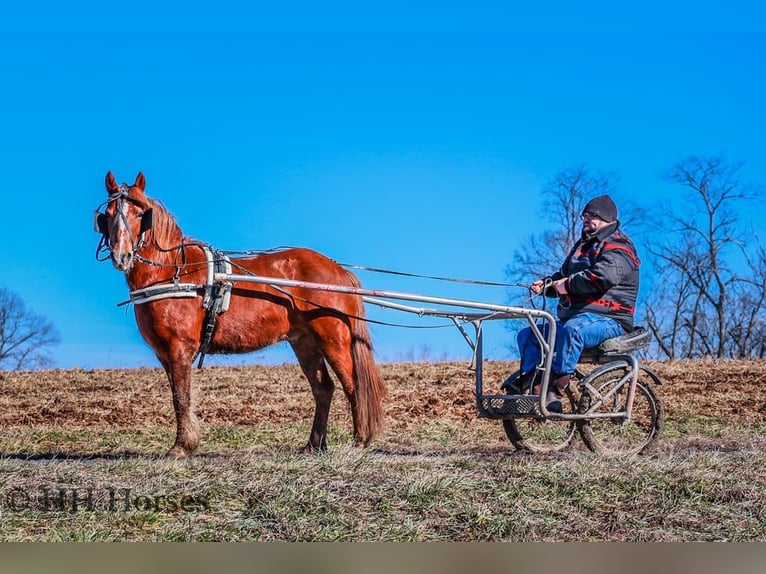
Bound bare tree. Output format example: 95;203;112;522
645;265;695;360
504;165;628;299
645;155;763;359
0;287;60;371
724;241;766;358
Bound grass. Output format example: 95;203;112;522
1;433;764;541
0;360;764;540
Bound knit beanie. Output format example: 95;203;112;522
582;195;618;222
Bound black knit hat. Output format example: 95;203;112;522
582;194;617;222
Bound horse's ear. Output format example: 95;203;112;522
134;172;146;193
105;171;119;194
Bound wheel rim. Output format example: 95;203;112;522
578;366;663;455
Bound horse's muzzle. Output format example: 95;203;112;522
111;251;134;272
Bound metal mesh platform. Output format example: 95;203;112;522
478;394;542;418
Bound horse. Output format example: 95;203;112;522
95;171;387;458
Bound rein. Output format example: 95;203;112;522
94;194;542;350
338;262;519;288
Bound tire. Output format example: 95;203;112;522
577;364;664;455
502;389;577;453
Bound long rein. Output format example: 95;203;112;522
100;230;542;327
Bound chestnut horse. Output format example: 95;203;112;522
96;171;386;458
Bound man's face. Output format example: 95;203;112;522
581;211;612;235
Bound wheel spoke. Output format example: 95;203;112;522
502;386;577;453
578;365;663;455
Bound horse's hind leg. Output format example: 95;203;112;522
291;335;335;453
321;339;367;448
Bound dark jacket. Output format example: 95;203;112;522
545;221;640;332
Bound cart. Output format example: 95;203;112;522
216;272;664;455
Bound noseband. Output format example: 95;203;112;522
94;183;154;262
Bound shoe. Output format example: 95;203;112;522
546;398;563;413
545;373;572;412
500;371;535;394
500;376;522;394
545;388;564;412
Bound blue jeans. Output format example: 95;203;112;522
517;312;625;376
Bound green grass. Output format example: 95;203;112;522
1;421;764;541
1;359;764;541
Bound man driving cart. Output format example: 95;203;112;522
504;194;641;413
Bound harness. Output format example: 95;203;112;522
93;185;154;260
197;246;233;368
95;186;235;368
116;245;233;368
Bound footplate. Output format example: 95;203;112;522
478;394;542;418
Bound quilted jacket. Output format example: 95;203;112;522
545;221;640;332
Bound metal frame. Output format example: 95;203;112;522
214;272;564;418
208;272;665;456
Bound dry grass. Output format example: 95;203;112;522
0;359;764;541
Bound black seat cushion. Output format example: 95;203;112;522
580;327;652;362
597;326;651;353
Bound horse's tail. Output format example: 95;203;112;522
348;274;387;444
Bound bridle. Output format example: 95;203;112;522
94;183;154;263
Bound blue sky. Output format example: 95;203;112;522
2;3;764;369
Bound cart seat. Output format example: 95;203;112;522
579;326;652;363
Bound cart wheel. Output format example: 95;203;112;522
502;390;577;453
578;364;664;455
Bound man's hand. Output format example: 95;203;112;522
531;278;567;295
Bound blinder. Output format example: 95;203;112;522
94;211;108;235
140;208;154;235
92;196;154;238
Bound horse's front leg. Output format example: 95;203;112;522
162;358;200;458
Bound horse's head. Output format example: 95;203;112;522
96;172;154;272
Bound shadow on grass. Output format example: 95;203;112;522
0;449;251;462
9;437;753;463
0;450;163;461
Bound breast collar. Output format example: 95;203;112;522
119;245;232;314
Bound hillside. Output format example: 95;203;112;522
1;359;764;454
1;359;765;541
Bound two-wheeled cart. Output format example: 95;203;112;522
217;272;664;455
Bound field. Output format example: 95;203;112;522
0;359;764;541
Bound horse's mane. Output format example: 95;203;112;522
146;196;183;251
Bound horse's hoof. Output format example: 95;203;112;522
165;445;190;459
298;443;326;455
353;436;370;449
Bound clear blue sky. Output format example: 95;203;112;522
2;2;764;369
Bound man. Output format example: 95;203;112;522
507;194;640;413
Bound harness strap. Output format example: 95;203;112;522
115;244;233;368
202;247;233;312
196;247;233;368
119;283;201;306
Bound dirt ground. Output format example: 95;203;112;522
1;359;764;431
